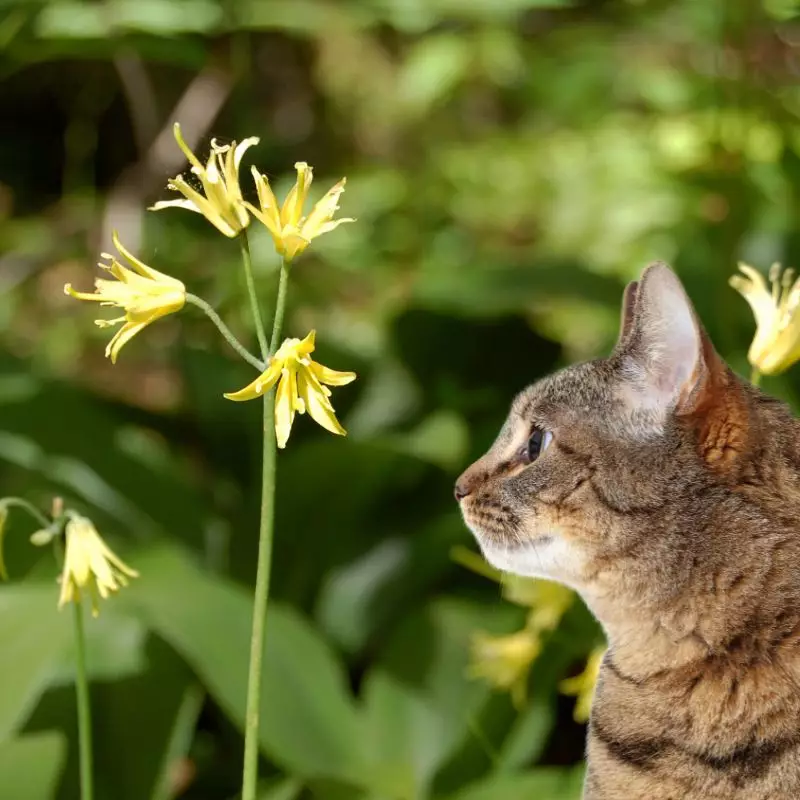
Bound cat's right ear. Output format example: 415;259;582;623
615;263;707;416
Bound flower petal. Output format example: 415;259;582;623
233;137;260;171
301;178;346;240
280;162;313;229
274;368;298;448
105;321;148;363
297;367;347;437
223;359;283;402
309;360;357;386
149;198;202;214
172;122;204;171
111;232;184;287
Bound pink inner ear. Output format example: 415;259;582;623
623;264;703;411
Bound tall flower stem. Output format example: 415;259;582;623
72;601;94;800
240;236;291;800
185;293;265;371
751;367;762;387
239;231;269;360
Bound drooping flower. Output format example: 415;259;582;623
469;629;542;708
65;232;185;363
730;262;800;376
58;515;139;617
224;330;356;448
150;122;259;237
503;576;575;632
560;646;605;723
246;162;355;261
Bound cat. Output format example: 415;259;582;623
455;263;800;799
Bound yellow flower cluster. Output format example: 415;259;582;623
560;646;605;723
65;124;356;448
730;262;800;376
225;331;356;449
58;515;139;618
468;574;576;708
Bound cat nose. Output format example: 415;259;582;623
454;464;482;502
454;482;471;501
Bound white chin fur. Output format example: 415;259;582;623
477;536;584;590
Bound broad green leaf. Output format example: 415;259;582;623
0;585;71;736
123;544;367;783
377;598;525;792
362;669;458;799
90;636;197;800
446;768;586;800
258;777;303;800
0;732;66;800
316;513;464;655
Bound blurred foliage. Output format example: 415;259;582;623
2;0;800;797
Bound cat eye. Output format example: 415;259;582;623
522;427;553;464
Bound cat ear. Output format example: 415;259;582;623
618;263;707;414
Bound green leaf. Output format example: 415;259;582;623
362;669;459;799
446;768;586;800
123;544;367;783
0;732;66;800
376;598;525;791
0;585;71;736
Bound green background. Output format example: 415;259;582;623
1;0;798;797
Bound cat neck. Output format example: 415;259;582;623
583;535;800;683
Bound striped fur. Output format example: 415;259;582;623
456;264;800;798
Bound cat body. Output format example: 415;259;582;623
456;264;800;799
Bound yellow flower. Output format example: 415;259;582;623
469;629;542;708
730;262;800;375
65;232;185;363
224;330;356;448
58;515;139;617
560;646;605;723
503;576;575;632
150;122;259;238
246;162;355;261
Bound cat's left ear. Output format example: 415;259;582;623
616;262;725;416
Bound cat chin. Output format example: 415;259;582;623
476;535;584;590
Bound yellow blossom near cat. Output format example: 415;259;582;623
560;646;605;723
502;575;574;631
730;262;800;375
58;515;139;617
246;162;354;261
224;330;356;448
469;629;542;708
65;232;185;363
150;122;258;237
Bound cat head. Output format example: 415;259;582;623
456;263;760;604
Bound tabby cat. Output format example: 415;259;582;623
455;264;800;799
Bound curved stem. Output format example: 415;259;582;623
72;601;94;800
0;498;51;529
240;255;290;800
239;230;269;361
185;294;264;371
750;367;762;387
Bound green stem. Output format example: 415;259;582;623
185;293;265;371
239;230;269;361
750;367;762;387
240;254;290;800
72;601;94;800
0;498;50;529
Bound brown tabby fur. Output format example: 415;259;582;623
456;264;800;799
